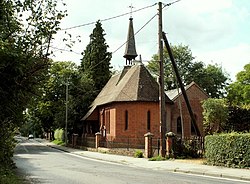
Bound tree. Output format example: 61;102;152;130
147;44;229;98
69;72;95;134
202;98;229;135
24;60;96;137
225;106;250;132
227;63;250;107
0;0;66;173
24;61;78;136
80;20;112;92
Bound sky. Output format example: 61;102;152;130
50;0;250;81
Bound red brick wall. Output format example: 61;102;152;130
96;84;207;147
170;85;208;137
99;102;170;142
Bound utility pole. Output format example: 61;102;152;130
158;2;166;157
65;78;69;145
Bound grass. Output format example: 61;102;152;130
148;155;167;161
52;139;65;146
134;150;143;158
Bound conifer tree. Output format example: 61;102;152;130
80;20;112;92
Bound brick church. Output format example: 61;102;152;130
82;17;208;145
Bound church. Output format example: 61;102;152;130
82;16;208;147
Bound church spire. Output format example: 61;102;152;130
123;16;138;65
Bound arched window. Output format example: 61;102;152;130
147;110;151;130
125;110;128;130
177;116;182;134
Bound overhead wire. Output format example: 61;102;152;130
52;0;182;70
60;3;157;31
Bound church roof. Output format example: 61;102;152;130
82;63;173;120
165;81;209;101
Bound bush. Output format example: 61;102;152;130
54;129;65;141
134;150;143;158
149;155;166;161
52;139;65;146
205;132;250;168
0;169;22;184
172;137;202;158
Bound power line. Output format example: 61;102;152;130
51;13;158;58
52;0;182;68
61;3;157;31
112;13;157;55
50;46;82;55
163;0;182;8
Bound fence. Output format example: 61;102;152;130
69;134;96;148
173;136;205;157
69;134;205;157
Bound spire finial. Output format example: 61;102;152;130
129;4;134;18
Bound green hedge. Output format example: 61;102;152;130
205;133;250;168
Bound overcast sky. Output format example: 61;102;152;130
50;0;250;81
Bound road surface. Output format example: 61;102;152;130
14;137;249;184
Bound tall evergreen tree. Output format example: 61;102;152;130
80;20;112;92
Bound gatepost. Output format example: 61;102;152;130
165;132;175;158
144;132;154;158
95;132;102;149
72;133;78;148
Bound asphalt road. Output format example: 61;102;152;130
14;137;249;184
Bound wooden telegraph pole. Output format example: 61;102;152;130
65;78;69;145
158;2;166;157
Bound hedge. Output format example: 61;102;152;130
205;132;250;168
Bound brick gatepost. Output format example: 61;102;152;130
166;132;176;158
144;132;154;158
95;132;102;149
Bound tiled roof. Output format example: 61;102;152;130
82;63;172;120
165;81;209;101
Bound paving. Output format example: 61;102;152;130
40;140;250;182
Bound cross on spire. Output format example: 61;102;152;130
129;4;134;18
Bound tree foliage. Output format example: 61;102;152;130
227;63;250;107
0;0;66;172
80;20;112;92
23;61;96;136
202;98;229;135
24;61;78;135
225;106;250;132
147;44;229;98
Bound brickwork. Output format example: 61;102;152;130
88;83;208;148
98;101;168;145
170;84;208;137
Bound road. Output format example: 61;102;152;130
14;137;248;184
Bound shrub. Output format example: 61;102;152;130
205;132;250;168
134;150;143;158
54;129;65;141
149;155;166;161
172;137;202;158
52;139;65;146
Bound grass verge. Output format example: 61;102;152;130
52;139;65;146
